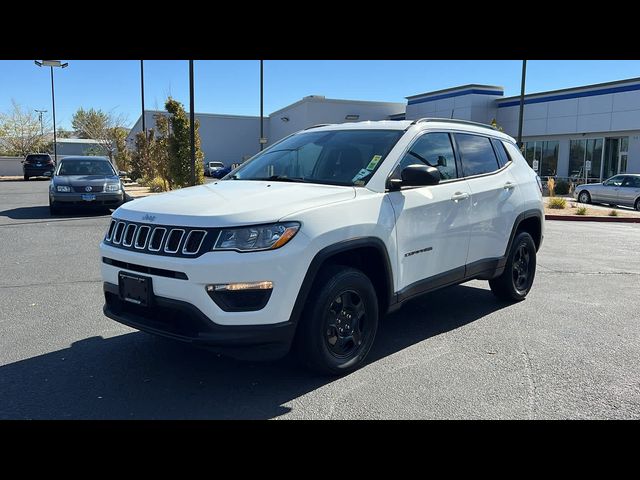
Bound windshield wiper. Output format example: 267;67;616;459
252;175;308;183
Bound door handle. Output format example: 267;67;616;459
451;192;470;202
503;182;516;190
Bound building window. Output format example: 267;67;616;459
523;140;558;178
570;138;604;182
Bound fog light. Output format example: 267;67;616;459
206;281;273;312
207;281;273;292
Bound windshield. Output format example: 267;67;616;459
228;129;404;186
210;162;224;168
56;160;115;176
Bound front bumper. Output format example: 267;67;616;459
51;192;124;206
103;282;296;360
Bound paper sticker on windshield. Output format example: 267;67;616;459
352;168;371;183
366;155;382;171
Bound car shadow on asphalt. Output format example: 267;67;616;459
0;205;112;221
0;283;511;420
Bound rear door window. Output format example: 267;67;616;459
455;133;501;177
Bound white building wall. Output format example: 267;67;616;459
127;111;266;166
267;97;405;145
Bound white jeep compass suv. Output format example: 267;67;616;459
100;118;544;375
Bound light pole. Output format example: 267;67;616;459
517;60;527;149
140;60;146;138
35;60;68;163
260;60;264;151
189;60;196;186
34;109;47;137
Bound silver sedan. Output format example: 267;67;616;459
574;174;640;211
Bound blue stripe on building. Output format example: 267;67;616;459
497;82;640;108
407;89;504;106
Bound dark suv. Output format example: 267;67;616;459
23;153;55;180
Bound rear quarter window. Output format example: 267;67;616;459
490;138;511;168
455;133;501;177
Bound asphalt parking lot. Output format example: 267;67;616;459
1;179;639;419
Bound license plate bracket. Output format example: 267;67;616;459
118;272;152;307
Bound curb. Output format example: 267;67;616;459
545;214;640;223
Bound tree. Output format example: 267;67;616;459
112;127;131;173
70;107;129;162
0;99;51;156
165;97;204;187
130;130;154;182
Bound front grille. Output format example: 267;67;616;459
73;185;104;193
103;219;217;258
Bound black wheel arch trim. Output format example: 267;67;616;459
289;237;395;324
504;208;543;258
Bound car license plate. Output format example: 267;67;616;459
118;272;152;307
81;194;96;201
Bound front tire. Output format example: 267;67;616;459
24;174;29;181
295;265;379;376
635;198;640;212
49;199;60;215
578;190;591;204
489;231;537;302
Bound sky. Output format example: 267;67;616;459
2;60;640;131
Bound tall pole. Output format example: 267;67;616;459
50;66;58;163
140;60;146;138
260;59;264;151
517;59;527;149
189;60;196;186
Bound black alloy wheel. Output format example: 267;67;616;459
324;290;368;358
489;231;537;302
295;265;379;375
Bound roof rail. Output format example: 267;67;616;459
304;123;333;130
409;117;498;131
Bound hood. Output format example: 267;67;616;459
54;174;120;186
114;180;356;227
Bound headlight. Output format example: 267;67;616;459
106;183;121;192
213;222;300;252
56;185;71;192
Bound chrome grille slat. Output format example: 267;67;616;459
182;230;207;254
112;221;126;244
164;229;186;254
122;223;137;247
134;225;151;250
105;219;117;241
148;227;167;252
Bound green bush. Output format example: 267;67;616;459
146;177;169;193
608;209;619;217
576;206;588;215
548;197;567;209
554;180;570;195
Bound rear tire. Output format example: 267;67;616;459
635;198;640;212
295;265;379;376
24;174;29;181
578;191;591;204
489;231;537;302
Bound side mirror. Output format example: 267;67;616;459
394;164;440;189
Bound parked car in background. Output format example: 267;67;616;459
49;156;127;215
23;153;55;180
212;165;232;179
574;174;640;211
205;162;225;177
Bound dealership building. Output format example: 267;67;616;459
128;76;640;180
